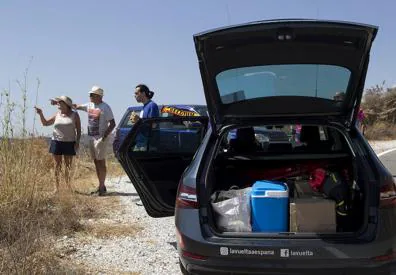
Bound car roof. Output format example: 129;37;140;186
126;106;143;111
126;104;207;113
127;104;206;109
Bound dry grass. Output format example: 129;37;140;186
0;66;129;273
364;122;396;140
83;223;143;239
362;84;396;140
0;137;126;274
72;265;141;275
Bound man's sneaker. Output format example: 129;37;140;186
98;187;107;196
91;186;107;195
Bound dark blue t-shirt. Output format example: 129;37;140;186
135;100;159;150
142;100;159;118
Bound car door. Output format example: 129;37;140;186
118;116;209;217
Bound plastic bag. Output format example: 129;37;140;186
210;187;252;232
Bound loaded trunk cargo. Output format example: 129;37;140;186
203;127;369;238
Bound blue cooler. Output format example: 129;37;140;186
251;180;289;232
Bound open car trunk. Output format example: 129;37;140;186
203;124;370;239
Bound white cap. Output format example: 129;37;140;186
89;85;104;97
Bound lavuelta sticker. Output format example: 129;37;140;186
220;247;275;257
280;248;314;257
161;106;200;117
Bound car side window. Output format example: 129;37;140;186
131;119;206;153
125;111;135;127
161;112;174;117
122;109;143;128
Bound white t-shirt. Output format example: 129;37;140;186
80;102;114;137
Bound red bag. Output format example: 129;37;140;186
309;168;327;191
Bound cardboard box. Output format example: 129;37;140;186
290;198;336;233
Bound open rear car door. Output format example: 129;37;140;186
118;116;208;217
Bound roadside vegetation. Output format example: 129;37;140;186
0;72;124;274
362;82;396;140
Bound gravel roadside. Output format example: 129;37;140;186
57;140;396;274
57;177;180;275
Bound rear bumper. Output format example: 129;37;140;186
182;259;394;275
176;203;396;274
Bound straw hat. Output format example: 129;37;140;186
52;95;73;108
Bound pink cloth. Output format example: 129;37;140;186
358;109;365;122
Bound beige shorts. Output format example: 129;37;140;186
88;136;109;160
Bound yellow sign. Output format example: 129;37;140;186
161;106;200;117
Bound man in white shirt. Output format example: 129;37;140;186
74;85;116;196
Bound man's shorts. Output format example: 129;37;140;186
88;136;109;160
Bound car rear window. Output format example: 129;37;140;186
224;124;333;154
216;64;350;104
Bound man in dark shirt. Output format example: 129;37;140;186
130;84;159;122
129;84;159;206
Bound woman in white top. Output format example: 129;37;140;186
34;95;81;192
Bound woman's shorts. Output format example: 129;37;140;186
49;140;76;156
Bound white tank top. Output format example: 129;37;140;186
52;112;76;142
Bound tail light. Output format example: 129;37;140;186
176;183;208;261
182;250;208;260
372;250;396;262
379;176;396;208
176;180;198;209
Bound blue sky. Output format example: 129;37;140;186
1;0;395;136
